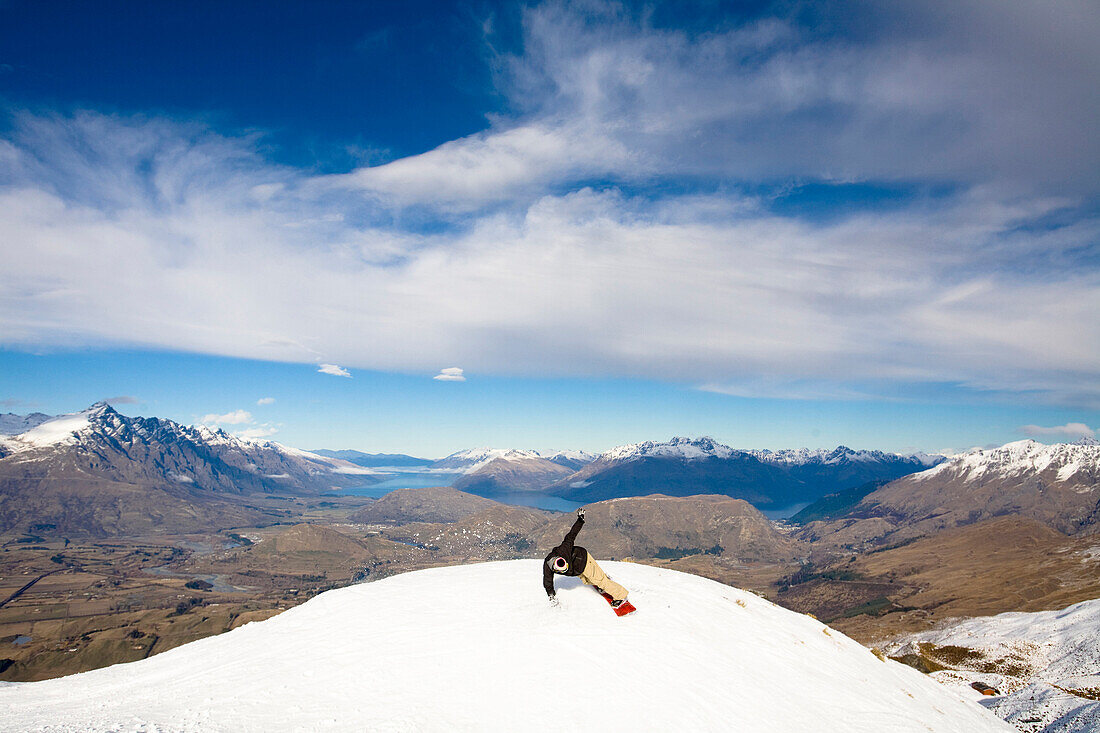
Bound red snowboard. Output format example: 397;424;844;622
597;590;637;616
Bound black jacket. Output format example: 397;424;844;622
543;515;587;597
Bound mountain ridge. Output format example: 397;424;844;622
798;438;1100;549
0;403;379;536
546;436;943;506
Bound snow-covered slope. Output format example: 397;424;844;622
885;599;1100;733
603;435;741;460
752;445;943;468
0;561;1009;732
913;439;1100;487
433;447;546;473
433;447;595;475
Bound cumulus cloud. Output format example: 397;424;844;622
256;397;275;405
235;425;279;440
201;409;254;425
1018;423;1095;439
105;395;140;404
318;364;352;378
0;1;1098;409
434;367;466;382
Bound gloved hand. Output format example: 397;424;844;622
577;508;585;520
548;595;560;607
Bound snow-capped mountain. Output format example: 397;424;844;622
603;435;741;461
913;439;1100;488
548;437;944;506
0;561;1010;732
543;448;598;470
885;598;1100;733
822;438;1100;541
449;451;576;496
432;447;597;474
431;447;545;473
0;402;378;536
752;445;943;468
0;411;53;435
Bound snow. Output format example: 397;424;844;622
545;449;598;462
912;439;1100;486
886;599;1100;733
0;561;1009;733
751;446;944;466
603;436;740;461
895;599;1100;683
2;413;90;449
434;447;546;473
600;437;942;466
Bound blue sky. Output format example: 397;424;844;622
1;0;1098;455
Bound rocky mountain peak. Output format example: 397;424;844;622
82;401;119;418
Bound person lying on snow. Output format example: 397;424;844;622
544;508;630;609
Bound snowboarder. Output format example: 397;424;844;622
544;508;630;610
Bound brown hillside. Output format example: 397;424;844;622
535;495;804;563
780;517;1100;643
349;486;498;524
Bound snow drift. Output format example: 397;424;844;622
0;561;1010;732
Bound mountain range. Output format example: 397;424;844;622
9;404;1098;551
544;437;943;507
308;449;434;468
393;438;943;507
798;438;1100;550
0;403;378;536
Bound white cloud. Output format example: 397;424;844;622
256;397;275;405
434;367;466;382
1;0;1099;410
1018;423;1095;439
0;119;1096;406
323;123;636;210
318;364;351;378
201;409;254;425
235;425;279;440
495;0;1100;197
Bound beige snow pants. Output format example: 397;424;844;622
579;552;629;602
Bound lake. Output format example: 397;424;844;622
341;472;463;496
338;475;802;517
335;472;582;513
759;502;811;520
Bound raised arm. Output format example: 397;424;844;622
562;513;584;548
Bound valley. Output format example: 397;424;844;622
3;406;1099;731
